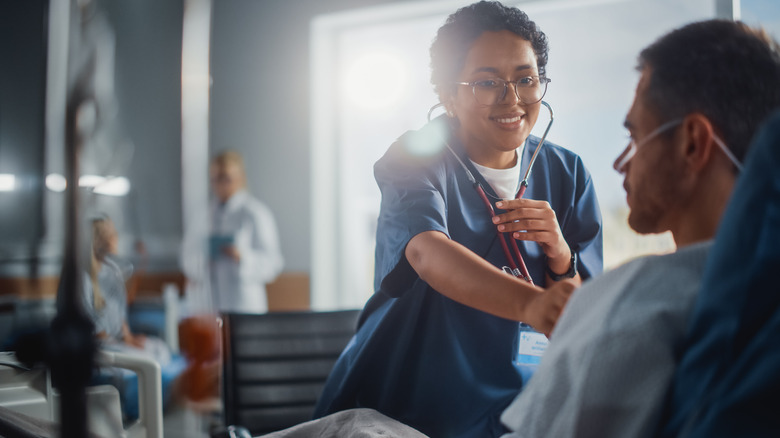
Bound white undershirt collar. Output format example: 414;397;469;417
469;141;526;200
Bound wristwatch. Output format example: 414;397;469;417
546;249;577;281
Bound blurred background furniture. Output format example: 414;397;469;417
0;349;163;438
220;309;360;435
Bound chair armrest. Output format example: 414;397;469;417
96;350;163;438
163;283;180;354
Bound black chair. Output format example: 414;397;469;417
220;310;360;435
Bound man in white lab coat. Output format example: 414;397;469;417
182;150;284;313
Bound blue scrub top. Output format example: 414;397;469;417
314;115;603;438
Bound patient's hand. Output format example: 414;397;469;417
522;279;577;336
122;322;147;348
126;332;147;349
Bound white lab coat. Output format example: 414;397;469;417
182;190;283;313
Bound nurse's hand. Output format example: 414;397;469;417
493;199;569;264
523;278;577;336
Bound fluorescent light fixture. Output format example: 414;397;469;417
0;174;15;191
51;173;130;196
93;176;131;196
46;173;67;192
79;174;106;187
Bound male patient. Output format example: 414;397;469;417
499;19;780;438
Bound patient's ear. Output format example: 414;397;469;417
681;113;717;172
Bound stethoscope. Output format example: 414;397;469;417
426;101;555;284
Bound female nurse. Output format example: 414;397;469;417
314;2;603;437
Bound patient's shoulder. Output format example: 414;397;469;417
556;241;714;338
583;240;713;299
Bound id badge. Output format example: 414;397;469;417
514;323;549;383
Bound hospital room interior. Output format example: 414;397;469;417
1;0;778;437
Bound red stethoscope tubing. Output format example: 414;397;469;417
474;100;554;284
475;181;534;284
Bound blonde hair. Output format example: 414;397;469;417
210;150;247;193
89;216;115;310
211;149;245;169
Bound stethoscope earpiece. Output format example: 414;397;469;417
427;102;445;123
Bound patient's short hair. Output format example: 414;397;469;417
638;20;780;165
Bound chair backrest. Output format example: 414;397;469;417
221;310;360;435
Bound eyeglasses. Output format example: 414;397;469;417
455;76;551;106
614;119;744;173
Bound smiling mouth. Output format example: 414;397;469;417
491;114;524;124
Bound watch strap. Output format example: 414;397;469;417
546;249;577;281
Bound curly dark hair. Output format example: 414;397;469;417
429;1;549;100
639;20;780;165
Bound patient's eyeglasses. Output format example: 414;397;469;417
614;119;744;173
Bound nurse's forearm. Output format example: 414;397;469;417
405;230;542;321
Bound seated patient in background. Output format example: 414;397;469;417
499;19;780;438
82;214;184;418
82;215;172;365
